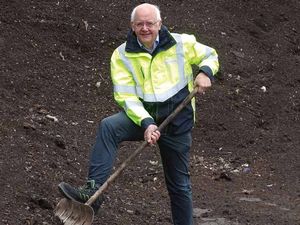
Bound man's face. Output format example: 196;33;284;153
131;7;162;49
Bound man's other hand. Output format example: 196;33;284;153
194;72;212;94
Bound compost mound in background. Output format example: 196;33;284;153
0;1;299;225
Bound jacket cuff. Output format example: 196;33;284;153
141;117;156;130
199;66;215;82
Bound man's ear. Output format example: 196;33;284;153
158;21;162;30
131;22;135;32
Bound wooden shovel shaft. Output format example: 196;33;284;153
86;87;198;206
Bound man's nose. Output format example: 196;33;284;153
141;23;149;30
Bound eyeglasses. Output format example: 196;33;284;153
133;21;160;29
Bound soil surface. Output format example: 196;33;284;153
1;1;299;225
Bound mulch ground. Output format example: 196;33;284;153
0;1;299;225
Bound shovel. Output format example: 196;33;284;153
54;87;198;225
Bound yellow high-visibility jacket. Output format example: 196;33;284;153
110;26;219;134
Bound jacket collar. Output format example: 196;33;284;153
125;25;177;55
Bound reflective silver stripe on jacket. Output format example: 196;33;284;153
114;85;136;94
116;43;142;96
123;99;144;112
172;33;186;86
201;45;218;62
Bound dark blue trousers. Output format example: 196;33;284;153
88;111;193;225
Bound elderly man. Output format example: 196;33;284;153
58;3;219;225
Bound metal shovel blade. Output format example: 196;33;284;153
54;198;94;225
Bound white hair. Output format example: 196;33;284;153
130;4;162;22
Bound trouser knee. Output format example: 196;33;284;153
168;186;192;201
98;117;117;138
100;117;114;130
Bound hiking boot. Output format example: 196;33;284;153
58;180;104;213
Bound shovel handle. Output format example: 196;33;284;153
86;87;198;206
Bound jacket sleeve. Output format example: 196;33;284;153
110;47;156;130
182;34;219;80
